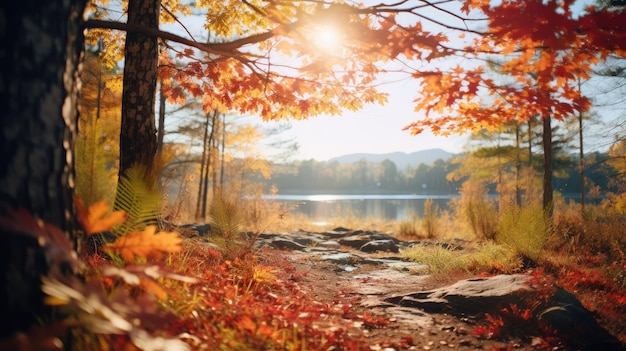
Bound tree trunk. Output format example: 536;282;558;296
211;120;219;198
515;124;522;207
201;111;218;219
195;113;210;220
157;77;167;155
527;119;533;167
220;113;227;193
0;0;87;336
119;0;160;180
542;115;553;215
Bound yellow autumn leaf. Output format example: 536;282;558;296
76;196;127;235
106;226;182;263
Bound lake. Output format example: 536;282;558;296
262;194;460;222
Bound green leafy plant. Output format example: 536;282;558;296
113;165;163;236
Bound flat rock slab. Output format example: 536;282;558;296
385;274;532;316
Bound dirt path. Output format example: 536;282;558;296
282;248;541;351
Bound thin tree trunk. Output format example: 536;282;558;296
211;120;219;198
515;124;522;207
119;0;160;180
220;113;226;193
195;112;210;220
157;77;166;155
0;0;87;336
542;115;553;215
577;80;586;212
201;111;218;220
527;119;533;167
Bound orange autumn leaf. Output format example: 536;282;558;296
106;225;182;263
75;196;127;235
139;278;169;301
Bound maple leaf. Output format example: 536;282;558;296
106;225;183;263
76;196;127;235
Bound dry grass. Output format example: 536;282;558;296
400;241;521;274
496;205;549;262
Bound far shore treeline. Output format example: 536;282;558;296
261;152;615;199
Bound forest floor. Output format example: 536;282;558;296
284;251;527;351
252;228;626;351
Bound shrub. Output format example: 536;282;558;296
465;198;498;240
465;242;521;273
453;181;498;240
401;242;521;274
496;205;549;262
398;214;420;238
400;244;466;274
422;199;439;239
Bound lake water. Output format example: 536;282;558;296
262;194;459;222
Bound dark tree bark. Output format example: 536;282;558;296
0;0;87;336
195;112;210;220
542;115;553;215
157;77;167;155
119;0;160;180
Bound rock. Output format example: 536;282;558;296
179;223;211;236
270;238;307;251
317;240;341;248
360;240;399;253
537;288;624;350
332;226;352;232
291;237;318;246
368;232;401;243
338;236;372;249
257;233;278;240
320;252;362;265
385;274;533;315
323;230;353;239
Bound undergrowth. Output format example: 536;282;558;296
400;242;521;274
1;194;386;351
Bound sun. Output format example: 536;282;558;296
311;25;343;52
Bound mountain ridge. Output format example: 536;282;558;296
328;148;455;169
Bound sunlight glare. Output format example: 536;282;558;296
312;25;342;52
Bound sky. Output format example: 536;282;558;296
261;85;469;161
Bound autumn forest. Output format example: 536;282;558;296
1;0;626;350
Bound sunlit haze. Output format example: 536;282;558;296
262;78;469;161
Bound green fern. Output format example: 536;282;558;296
113;165;162;236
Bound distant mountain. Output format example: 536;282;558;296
329;148;455;169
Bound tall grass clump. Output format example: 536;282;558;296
496;205;549;262
398;214;420;238
465;242;521;273
453;181;498;240
400;244;466;274
401;242;521;274
422;198;439;239
209;196;244;257
466;198;498;240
